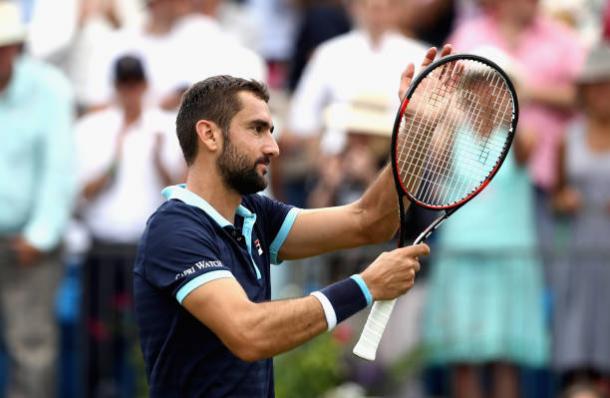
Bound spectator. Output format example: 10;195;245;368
422;48;547;398
287;0;352;91
308;92;393;208
279;0;427;206
447;0;586;315
288;0;426;156
74;54;184;397
0;2;76;397
85;0;192;110
171;0;267;102
306;91;394;283
552;41;610;398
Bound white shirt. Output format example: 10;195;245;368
289;30;427;154
171;14;267;85
86;25;189;107
75;107;185;243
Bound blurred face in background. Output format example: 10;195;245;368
146;0;190;23
190;0;221;16
115;80;148;111
580;80;610;123
351;0;401;38
0;44;20;90
494;0;539;26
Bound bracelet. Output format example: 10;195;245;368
310;275;371;330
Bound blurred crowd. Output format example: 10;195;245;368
0;0;609;397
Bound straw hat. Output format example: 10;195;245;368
0;2;26;47
576;41;610;84
324;93;395;137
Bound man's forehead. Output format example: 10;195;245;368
236;91;272;120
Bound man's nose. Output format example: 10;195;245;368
263;134;280;158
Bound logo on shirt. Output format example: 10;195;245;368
174;260;224;280
254;239;263;256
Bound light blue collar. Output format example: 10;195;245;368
162;184;254;228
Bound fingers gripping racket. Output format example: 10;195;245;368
353;54;519;360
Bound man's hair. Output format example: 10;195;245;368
113;54;146;84
176;75;270;165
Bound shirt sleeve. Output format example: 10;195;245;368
140;206;235;304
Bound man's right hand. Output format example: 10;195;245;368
360;244;430;301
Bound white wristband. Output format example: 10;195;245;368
310;291;337;331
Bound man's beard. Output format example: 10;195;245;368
217;137;269;195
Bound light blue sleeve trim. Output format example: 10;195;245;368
269;208;300;265
350;274;373;306
176;270;234;304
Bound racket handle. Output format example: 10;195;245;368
352;299;397;361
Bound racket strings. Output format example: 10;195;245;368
401;67;482;200
399;65;460;194
396;59;514;207
413;89;509;203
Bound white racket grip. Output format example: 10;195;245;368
352;298;397;361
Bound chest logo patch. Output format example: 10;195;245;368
254;239;263;256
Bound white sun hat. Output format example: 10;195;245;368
576;41;610;84
0;1;26;47
324;92;396;137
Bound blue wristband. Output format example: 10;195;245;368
317;277;368;325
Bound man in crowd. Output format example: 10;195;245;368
0;2;75;397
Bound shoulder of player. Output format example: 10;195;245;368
145;200;218;240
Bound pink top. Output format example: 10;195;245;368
449;13;585;190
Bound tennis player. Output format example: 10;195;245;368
133;46;450;397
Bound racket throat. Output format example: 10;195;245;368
412;210;452;245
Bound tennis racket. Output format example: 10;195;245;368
352;53;519;361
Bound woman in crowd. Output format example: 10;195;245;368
552;41;610;398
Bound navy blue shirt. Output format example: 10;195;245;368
134;185;298;397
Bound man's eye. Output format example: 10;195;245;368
255;125;264;133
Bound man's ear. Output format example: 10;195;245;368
195;120;223;152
